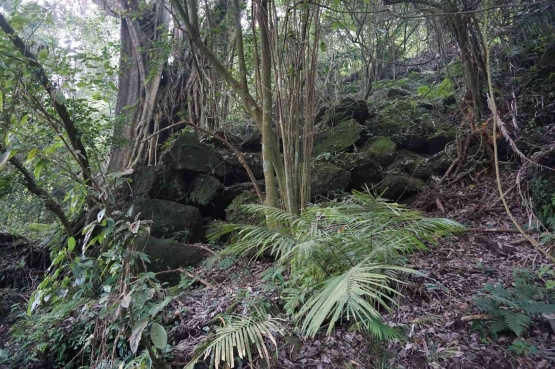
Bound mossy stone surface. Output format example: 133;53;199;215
393;150;432;180
225;191;260;224
376;174;426;201
313;120;364;156
133;199;204;241
311;162;351;199
367;137;397;157
161;131;229;176
187;175;223;206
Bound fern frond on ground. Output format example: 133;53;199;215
472;268;555;337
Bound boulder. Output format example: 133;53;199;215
161;131;229;176
392;150;432;180
130;166;159;199
136;236;206;283
320;98;368;127
116;166;189;207
133;199;204;241
426;128;457;155
376;174;426;201
221;181;264;208
311;162;351;199
225;191;260;224
365;137;397;165
241;129;262;151
222;150;264;184
150;167;191;203
368;100;435;152
204;130;243;148
313;120;364;156
428;153;450;175
386;88;410;99
187;175;223;206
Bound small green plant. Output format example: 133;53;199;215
508;340;537;356
315;152;333;161
472;269;555;337
530;174;555;231
185;312;287;369
7;213;175;368
417;78;454;99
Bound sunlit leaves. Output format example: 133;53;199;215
0;150;10;169
67;236;76;252
129;319;149;354
26;148;38;161
150;323;167;350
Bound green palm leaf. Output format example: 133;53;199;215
185;315;287;369
296;261;421;338
210;190;464;338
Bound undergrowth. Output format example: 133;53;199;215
472;268;555;337
3;190;465;369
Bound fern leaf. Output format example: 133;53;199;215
498;310;531;336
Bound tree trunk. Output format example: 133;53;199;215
259;0;278;208
108;1;169;171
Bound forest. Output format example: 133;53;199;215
1;0;555;368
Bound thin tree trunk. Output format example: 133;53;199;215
258;0;278;208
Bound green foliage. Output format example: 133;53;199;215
0;2;117;233
508;340;538;356
210;190;465;339
530;174;555;230
472;269;555;337
185;314;287;369
8;298;94;367
416;78;454;99
6;211;175;368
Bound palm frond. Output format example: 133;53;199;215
210;190;464;338
296;261;421;337
185;315;287;369
209;223;298;258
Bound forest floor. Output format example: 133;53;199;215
168;172;555;369
1;173;554;369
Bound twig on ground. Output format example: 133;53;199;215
460;314;492;321
155;268;215;288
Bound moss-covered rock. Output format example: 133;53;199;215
319;98;368;127
368;100;436;152
225;191;260;224
222;150;264;184
332;138;397;190
376;174;426;201
428;153;451;175
392;150;432;180
426;128;457;155
311;162;351;199
386;87;411;99
313;120;364;156
136;236;206;284
133;199;204;241
161;131;229;176
187;175;223;206
367;136;397;160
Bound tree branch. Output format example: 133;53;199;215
0;13;95;194
5;151;74;236
383;0;447;11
